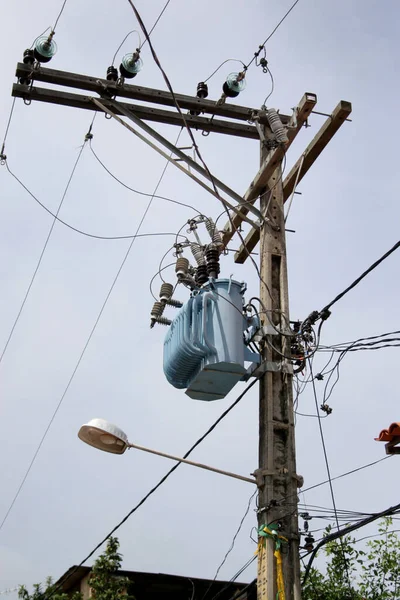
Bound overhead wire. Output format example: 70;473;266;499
42;378;258;600
52;0;68;31
125;0;273;300
319;240;400;314
244;0;302;69
202;488;258;600
208;556;257;600
0;98;16;159
89;140;202;215
0;120;94;370
139;0;172;49
5;162;192;241
203;59;246;83
302;500;400;585
0;125;180;533
303;361;368;595
111;30;141;65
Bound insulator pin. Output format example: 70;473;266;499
106;66;118;81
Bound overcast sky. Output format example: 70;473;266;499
1;0;399;595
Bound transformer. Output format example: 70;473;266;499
163;278;259;401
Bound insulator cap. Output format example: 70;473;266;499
196;81;208;98
106;65;118;81
33;36;57;63
119;53;143;79
23;49;35;65
223;73;246;98
159;282;174;301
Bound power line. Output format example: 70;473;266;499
141;0;172;48
5;161;192;241
202;488;258;600
320;239;400;314
302;500;400;585
308;361;362;595
53;0;68;31
89;141;202;215
125;0;268;293
1;98;16;159
300;456;391;496
208;556;257;600
244;0;302;69
44;378;258;600
0;127;180;534
203;59;246;83
111;30;141;65
0;127;91;369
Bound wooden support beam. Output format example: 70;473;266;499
11;84;260;139
15;63;291;126
233;100;352;263
282;100;352;199
221;93;317;248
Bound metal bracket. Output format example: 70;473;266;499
252;468;304;489
242;359;293;381
386;436;400;455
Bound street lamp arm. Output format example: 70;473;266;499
127;442;256;485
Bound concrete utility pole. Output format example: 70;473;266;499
257;139;301;600
11;61;352;600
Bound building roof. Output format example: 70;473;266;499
55;566;256;600
375;422;400;442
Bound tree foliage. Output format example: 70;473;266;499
302;518;400;600
18;578;81;600
89;537;134;600
19;537;134;600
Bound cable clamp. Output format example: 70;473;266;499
252;468;304;488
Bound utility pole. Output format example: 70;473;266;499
10;60;352;600
256;143;301;600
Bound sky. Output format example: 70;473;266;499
0;0;399;595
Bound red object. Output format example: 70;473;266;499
375;422;400;442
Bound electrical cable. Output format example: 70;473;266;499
319;240;400;314
149;262;175;300
89;141;202;215
0;98;16;159
4;161;192;241
203;59;246;83
43;378;258;600
302;500;400;585
53;0;68;32
208;556;257;600
202;488;258;600
0;123;93;371
139;0;172;49
302;361;362;595
262;66;275;106
244;0;302;69
111;30;141;65
0;124;179;533
300;456;391;497
126;0;270;300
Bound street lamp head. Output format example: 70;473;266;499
78;418;129;455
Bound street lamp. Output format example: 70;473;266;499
78;418;256;485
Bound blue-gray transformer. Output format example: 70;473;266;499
163;278;259;401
